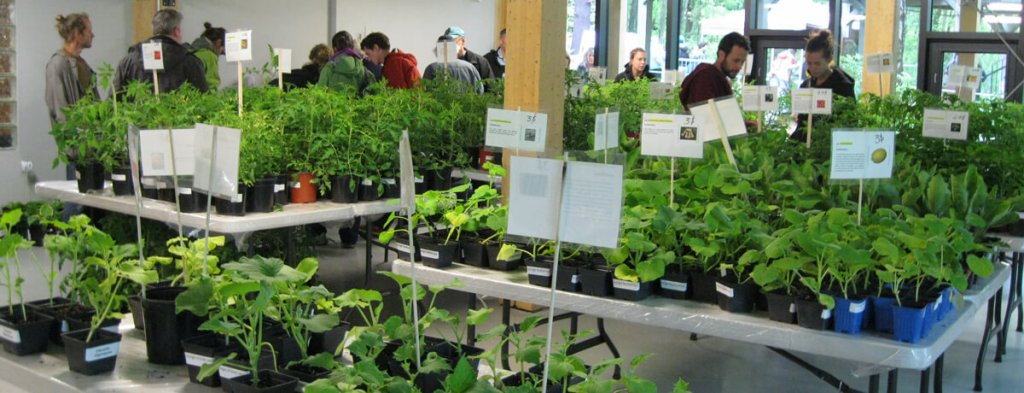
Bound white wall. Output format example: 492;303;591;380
335;0;499;73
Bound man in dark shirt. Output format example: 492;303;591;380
443;26;495;80
114;9;208;93
678;32;749;109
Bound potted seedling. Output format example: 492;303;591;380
0;208;55;355
24;200;61;247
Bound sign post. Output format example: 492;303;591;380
226;30;254;116
142;42;164;95
830;130;896;225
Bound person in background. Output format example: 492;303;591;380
424;35;482;93
114;9;208;93
790;29;855;142
442;26;494;80
190;22;225;91
576;47;596;81
318;31;376;96
276;43;331;90
768;48;797;95
360;32;421;89
614;48;656;82
483;28;507;78
46;13;98;221
678;32;749;109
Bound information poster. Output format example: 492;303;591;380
922;109;969;141
640;113;703;159
792;88;833;115
142;42;164;70
650;82;675;100
830;130;895;180
507;156;564;241
741;85;779;112
139;128;197;176
193;124;242;198
225;30;253;62
588;67;607;84
866;53;895;74
690;97;747;142
274;48;292;72
558;161;623;249
485;108;548;152
594;111;620;151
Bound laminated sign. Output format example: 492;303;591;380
593;111;620;150
946;65;982;90
690;97;747;142
142;42;164;70
485;108;548;152
506;156;564;241
792;88;832;115
741;86;779;112
922;109;969;141
866;53;895;74
139;128;197;176
193;124;242;199
830;130;895;180
274;48;292;72
226;30;253;62
650;82;675;100
640;112;703;159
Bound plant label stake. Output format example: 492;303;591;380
142;41;164;95
866;53;894;96
166;129;185;243
741;85;778;134
793;88;832;147
397;130;422;371
127;125;146;297
273;48;291;91
485;107;549;155
226;30;253;116
201;127;219;276
922;109;970;141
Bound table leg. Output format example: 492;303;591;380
466;292;477;346
501;299;512;372
364;218;372;286
596;318;622;379
934;355;943;393
920;367;930;393
974;289;1000;391
1015;253;1023;333
286;226;295;265
996;285;1006;363
869;374;880;393
887;369;898;393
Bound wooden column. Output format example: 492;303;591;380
501;0;567;192
957;4;978;101
863;0;895;96
495;0;508;47
132;0;178;43
607;0;622;70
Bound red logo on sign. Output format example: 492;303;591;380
154;51;162;60
816;100;825;108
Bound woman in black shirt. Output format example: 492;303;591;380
791;29;855;143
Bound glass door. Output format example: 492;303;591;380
925;42;1016;101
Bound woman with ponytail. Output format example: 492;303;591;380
190;22;226;90
791;29;856;142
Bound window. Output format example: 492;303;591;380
675;0;745;76
567;0;599;70
0;0;14;149
754;0;831;31
941;52;1009;100
931;0;1021;33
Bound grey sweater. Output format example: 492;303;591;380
45;50;98;125
423;59;483;94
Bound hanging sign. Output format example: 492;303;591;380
829;130;896;180
193;124;242;199
225;30;253;62
142;42;164;70
922;109;969;141
139;129;197;176
507;156;564;241
558;161;624;249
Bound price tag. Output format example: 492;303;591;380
829;130;895;180
527;266;551;277
866;53;895;74
594;110;620;151
420;248;440;260
821;309;832;320
112;174;127;181
640;112;703;159
142;42;164;70
792;88;833;115
230;193;244;203
226;30;253;62
85;342;120;362
485;108;548;152
273;184;285;193
741;85;779;112
613;279;640;291
393;242;412;255
650;82;674;100
849;300;866;314
922;109;969;140
716;282;734;298
570;274;580;284
660;280;688;293
273;48;292;72
179;187;193;195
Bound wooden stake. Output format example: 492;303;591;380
757;111;763;134
806;110;814;148
237;62;244;117
669;157;675;206
152;70;160;95
857;178;864;226
708;101;738;168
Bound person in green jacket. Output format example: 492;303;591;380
190;22;226;90
318;31;375;95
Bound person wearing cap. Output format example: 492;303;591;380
483;28;506;78
443;26;495;80
423;35;482;94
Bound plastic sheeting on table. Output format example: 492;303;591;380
392;259;1009;372
35;181;399;234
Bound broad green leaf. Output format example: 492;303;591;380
966;254;994;277
196;353;236;382
299;313;340;333
443;357;477;393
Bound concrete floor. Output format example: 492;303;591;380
318;236;1024;393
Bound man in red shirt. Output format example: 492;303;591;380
360;32;421;89
679;32;750;109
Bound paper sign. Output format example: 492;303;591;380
744;53;754;76
922;109;969;141
792;88;833;115
741;86;780;112
690;97;747;142
142;42;164;70
139;128;197;176
650;82;675;100
568;82;584;98
128;124;142;193
866;53;895;74
485;108;548;152
558;161;623;248
226;30;253;62
507;156;564;241
640;113;703;159
399;130;416;213
594;111;620;150
946;65;982;90
662;70;680;85
193;124;241;198
830;130;895;180
274;48;292;72
964;67;982;90
588;67;607;84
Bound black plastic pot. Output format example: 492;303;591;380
460;239;488;267
28;223;48;247
247;177;277;213
158;186;177;203
716;279;757;313
26;297;78;345
62;328;122;375
796;298;832;330
414;175;427;194
612;279;655;301
308;321;351;356
416;235;458;268
409;340;484;393
382;178;400;198
128;295;145;331
556;264;581;292
143;286;205;365
391;236;420;261
182;333;240;387
690;270;719;304
141;179;159;199
358;178;379;201
330;175;358;203
214;184;248;216
75;161;106;193
486;244;522;271
765;291;798;324
274;174;290;206
178;188;209;213
111;166;134;196
0;307;54;355
526;258;553;287
66;315;122;337
223;370;299;393
658;266;691;300
281;364;331;391
426;167;454;191
579;263;613;297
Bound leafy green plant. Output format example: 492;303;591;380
0;209;33;319
145;236;225;287
267;257;340;361
74;228;157;341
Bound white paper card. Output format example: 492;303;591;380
219;365;250;380
594;111;620;151
964;67;982;90
650;82;675;100
640;113;703;159
507;156;563;241
829;130;896;180
662;70;680;85
193;124;242;198
866;53;895;74
139;128;197;176
274;48;292;72
184;352;214;367
85;342;120;362
661;280;688;293
690;98;747;142
527;266;551;277
744;53;754;75
485;108;548;152
558;161;623;249
792;88;833;115
225;30;253;62
399;131;416;213
716;282;735;298
142;42;164;70
849;301;866;314
420;248;440;260
742;85;780;112
589;67;607;84
0;325;20;343
922;109;969;141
